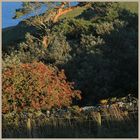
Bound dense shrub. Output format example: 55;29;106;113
2;62;81;114
45;33;72;64
18;33;46;62
2;52;21;69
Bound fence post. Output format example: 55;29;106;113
27;118;32;138
97;112;101;126
97;112;102;136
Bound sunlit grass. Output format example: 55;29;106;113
119;2;138;13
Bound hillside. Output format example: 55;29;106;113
2;2;138;51
2;2;138;138
2;2;138;103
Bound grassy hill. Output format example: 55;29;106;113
60;7;87;19
119;2;138;13
60;2;138;19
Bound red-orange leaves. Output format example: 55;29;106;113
2;62;81;113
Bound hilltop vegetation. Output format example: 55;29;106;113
2;2;138;49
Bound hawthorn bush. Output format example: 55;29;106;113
2;62;81;114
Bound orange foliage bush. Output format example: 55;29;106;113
2;62;81;113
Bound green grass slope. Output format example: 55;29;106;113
60;7;87;19
119;2;138;13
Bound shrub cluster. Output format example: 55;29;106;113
2;62;81;113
